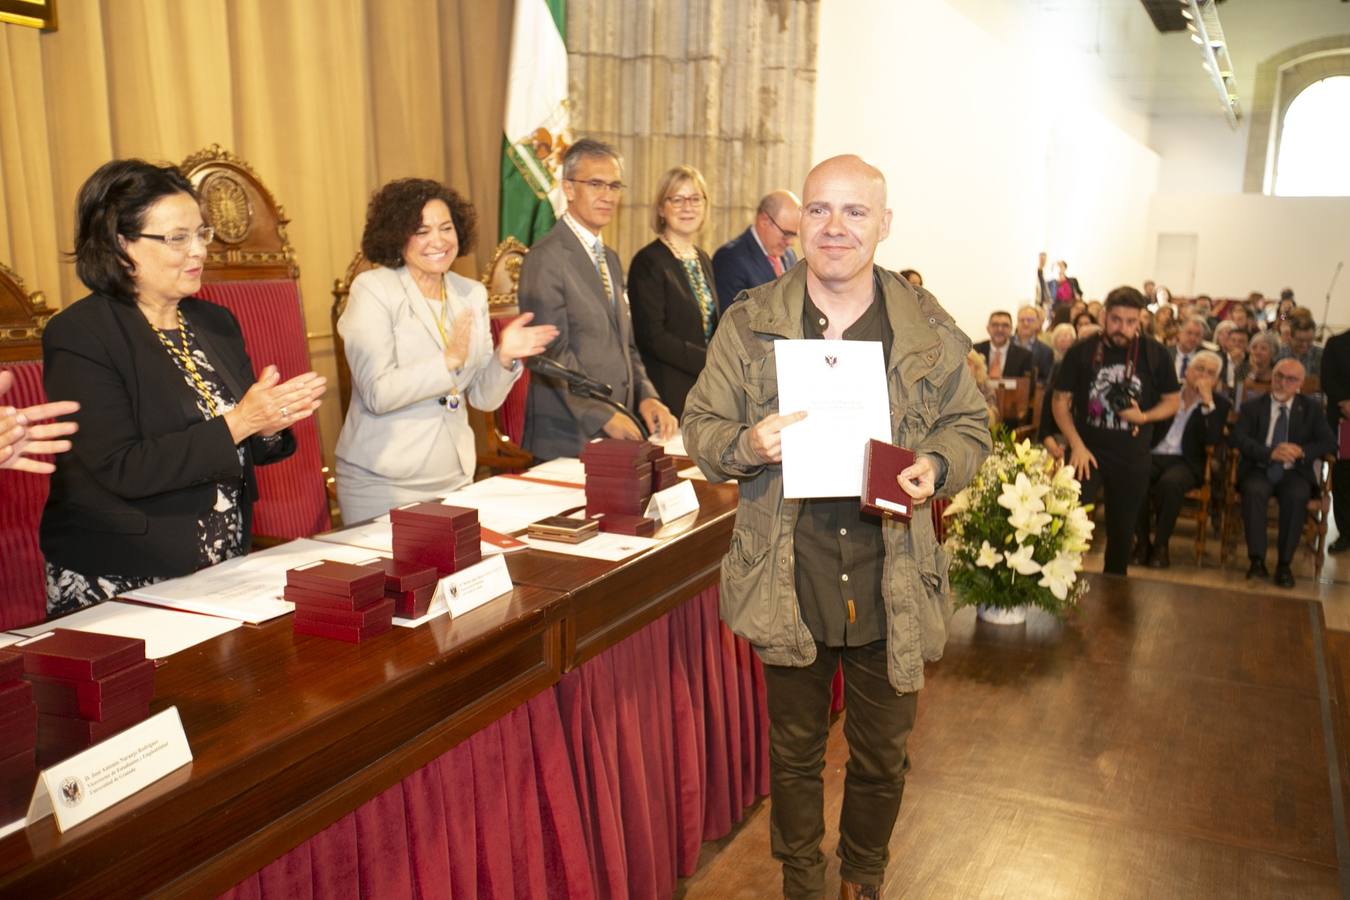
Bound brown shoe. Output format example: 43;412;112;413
840;880;881;900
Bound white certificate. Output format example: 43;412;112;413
774;339;891;498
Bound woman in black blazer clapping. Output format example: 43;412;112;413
628;165;719;418
40;160;327;615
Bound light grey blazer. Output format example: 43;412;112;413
335;266;519;485
518;219;658;460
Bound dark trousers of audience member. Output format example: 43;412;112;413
1334;460;1350;537
1241;471;1311;564
764;640;918;900
1135;454;1199;549
1078;435;1151;575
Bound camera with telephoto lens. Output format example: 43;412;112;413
1102;379;1141;412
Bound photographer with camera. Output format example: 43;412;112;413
1053;287;1180;575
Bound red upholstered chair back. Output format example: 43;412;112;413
0;361;51;627
182;144;330;540
195;280;330;539
0;261;55;626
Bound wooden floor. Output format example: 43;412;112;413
678;575;1350;899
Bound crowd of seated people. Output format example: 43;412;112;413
1019;272;1345;587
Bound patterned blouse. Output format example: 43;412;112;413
679;257;716;340
45;325;247;616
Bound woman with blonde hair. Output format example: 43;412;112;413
628;164;719;417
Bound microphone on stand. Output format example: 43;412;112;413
526;355;612;396
1320;261;1343;342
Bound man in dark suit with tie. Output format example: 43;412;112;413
973;311;1035;380
1232;358;1336;587
1323;327;1350;553
517;139;677;460
1168;316;1207;383
1135;350;1228;568
711;189;801;312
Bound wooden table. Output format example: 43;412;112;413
0;478;739;899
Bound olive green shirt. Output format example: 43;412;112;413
792;287;892;647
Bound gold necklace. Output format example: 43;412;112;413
426;278;461;411
149;307;219;417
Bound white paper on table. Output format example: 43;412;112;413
525;457;586;484
10;601;241;659
439;476;585;535
520;531;659;561
677;465;706;481
653;430;688;457
121;538;386;623
0;633;21;648
774;339;891;498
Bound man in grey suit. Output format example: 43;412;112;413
518;139;677;460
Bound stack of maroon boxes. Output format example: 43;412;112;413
0;649;37;819
651;447;681;491
391;502;481;575
286;560;394;643
582;439;658;518
21;630;153;767
363;557;440;619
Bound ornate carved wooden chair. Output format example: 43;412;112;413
330;237;533;487
0;262;56;627
180;145;331;541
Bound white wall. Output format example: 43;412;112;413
813;0;1161;338
1149;193;1350;327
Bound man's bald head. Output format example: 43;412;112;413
799;155;892;293
753;189;802;258
803;155;887;210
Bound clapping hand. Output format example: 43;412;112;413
224;365;327;443
443;308;475;372
0;370;79;474
495;312;559;368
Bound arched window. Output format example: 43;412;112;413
1274;75;1350;197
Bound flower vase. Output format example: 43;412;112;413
977;604;1028;625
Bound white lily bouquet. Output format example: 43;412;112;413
943;431;1094;616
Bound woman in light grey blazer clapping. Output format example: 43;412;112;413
335;179;557;523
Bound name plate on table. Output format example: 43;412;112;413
440;555;514;618
27;707;192;833
645;480;699;525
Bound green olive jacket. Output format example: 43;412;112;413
681;264;992;693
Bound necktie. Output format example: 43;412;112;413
593;239;614;305
989;347;1003;379
1180;353;1189;378
769;255;784;277
1267;403;1289;484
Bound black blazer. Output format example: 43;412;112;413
1322;329;1350;428
1232;392;1336;489
973;340;1035;380
1150;392;1230;481
628;240;719;418
40;294;294;579
1017;338;1054;384
710;227;796;313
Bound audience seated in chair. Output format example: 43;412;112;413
1231;359;1336;588
1133;351;1228;569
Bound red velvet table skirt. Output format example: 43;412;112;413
222;586;769;899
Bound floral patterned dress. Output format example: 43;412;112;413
45;325;247;615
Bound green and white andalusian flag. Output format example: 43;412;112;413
499;0;569;245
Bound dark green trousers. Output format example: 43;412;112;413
764;641;918;900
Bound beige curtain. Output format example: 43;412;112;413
0;0;513;461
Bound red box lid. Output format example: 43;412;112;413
360;557;439;592
389;502;478;530
286;560;386;597
0;679;33;713
0;704;36;758
860;440;916;521
38;702;148;746
595;513;657;536
392;590;435;620
20;630;146;680
580;438;652;459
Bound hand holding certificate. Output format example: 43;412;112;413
773;339;892;498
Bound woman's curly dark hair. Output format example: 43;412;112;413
360;178;477;268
